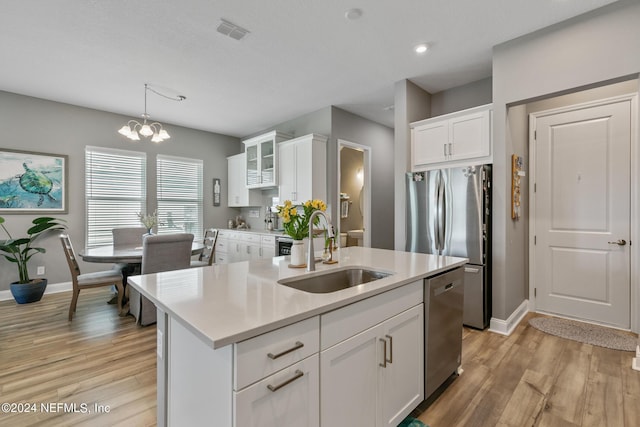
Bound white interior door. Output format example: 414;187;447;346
532;98;631;328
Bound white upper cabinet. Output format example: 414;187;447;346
411;104;492;170
278;134;327;205
242;131;291;188
227;153;261;207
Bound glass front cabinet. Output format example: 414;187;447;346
242;131;291;189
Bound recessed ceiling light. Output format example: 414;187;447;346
415;43;429;54
345;8;363;20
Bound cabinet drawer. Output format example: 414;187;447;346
216;239;229;253
234;354;319;427
240;233;262;243
320;281;422;350
261;235;276;246
234;316;319;390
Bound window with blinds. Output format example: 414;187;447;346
85;146;146;248
157;155;203;241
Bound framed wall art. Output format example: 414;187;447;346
213;178;221;207
0;149;68;214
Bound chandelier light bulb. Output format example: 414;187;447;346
117;125;132;137
158;129;170;140
139;124;153;137
128;131;140;141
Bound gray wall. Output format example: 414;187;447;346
331;107;395;249
393;80;432;250
492;0;640;327
242;106;395;250
431;77;492;117
0;90;241;290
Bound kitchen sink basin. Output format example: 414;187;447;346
277;267;392;293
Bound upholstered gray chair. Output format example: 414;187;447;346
112;227;147;248
191;228;219;268
60;234;124;321
128;233;194;326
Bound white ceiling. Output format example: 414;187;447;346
0;0;619;138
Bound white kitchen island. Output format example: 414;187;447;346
127;247;466;427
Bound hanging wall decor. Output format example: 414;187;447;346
0;149;68;213
511;154;523;220
213;178;221;206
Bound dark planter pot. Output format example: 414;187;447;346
10;279;48;304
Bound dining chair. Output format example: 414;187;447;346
190;228;219;268
112;226;147;248
60;234;124;321
111;226;148;301
128;233;194;326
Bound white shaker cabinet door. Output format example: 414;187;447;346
278;141;297;202
378;305;424;427
448;109;490;161
320;324;379;427
234;354;319;427
412;120;449;166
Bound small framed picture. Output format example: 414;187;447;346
213;178;221;206
0;148;68;214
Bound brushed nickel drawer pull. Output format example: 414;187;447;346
267;370;304;392
386;334;393;364
267;341;304;360
379;338;388;368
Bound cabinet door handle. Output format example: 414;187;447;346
379;338;388;368
385;334;393;364
267;370;304;392
448;142;453;156
267;341;304;359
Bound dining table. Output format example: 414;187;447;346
79;242;205;311
78;242;205;264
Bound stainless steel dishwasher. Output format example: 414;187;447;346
425;266;464;398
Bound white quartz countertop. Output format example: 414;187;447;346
127;247;467;349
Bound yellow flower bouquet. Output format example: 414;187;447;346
277;199;327;241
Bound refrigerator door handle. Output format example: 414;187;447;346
435;170;445;253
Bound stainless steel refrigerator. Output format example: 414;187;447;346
406;165;491;329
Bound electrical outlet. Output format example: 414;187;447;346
37;266;45;275
249;209;260;218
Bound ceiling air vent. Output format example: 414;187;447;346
216;19;250;41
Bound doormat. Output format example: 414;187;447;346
398;417;428;427
529;316;638;352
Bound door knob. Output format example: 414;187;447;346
607;239;627;246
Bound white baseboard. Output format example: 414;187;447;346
0;281;72;301
488;299;530;336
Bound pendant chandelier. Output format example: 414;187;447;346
118;83;186;143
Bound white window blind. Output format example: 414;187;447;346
157;155;203;241
85;146;146;248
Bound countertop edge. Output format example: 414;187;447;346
128;250;468;350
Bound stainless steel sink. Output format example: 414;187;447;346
277;268;392;293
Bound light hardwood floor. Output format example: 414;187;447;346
416;313;640;427
0;288;156;426
1;289;639;426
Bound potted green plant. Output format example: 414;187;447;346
0;216;67;304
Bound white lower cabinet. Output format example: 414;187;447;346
320;282;424;427
216;231;277;264
234;354;319;427
162;281;424;427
